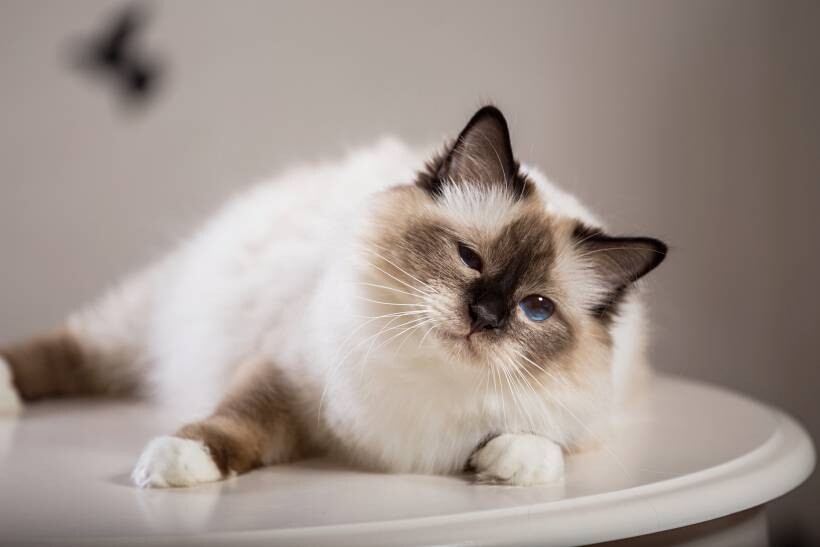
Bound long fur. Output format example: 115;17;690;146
2;112;665;483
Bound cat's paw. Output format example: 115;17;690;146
0;356;22;417
132;436;222;488
470;433;564;486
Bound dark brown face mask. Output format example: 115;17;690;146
416;105;667;326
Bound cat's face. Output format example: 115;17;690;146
360;106;666;378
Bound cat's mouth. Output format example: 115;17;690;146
436;326;473;340
437;326;492;355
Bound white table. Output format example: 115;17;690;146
0;375;814;546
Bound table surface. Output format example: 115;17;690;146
0;374;814;547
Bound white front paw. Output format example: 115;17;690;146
132;436;222;488
0;356;22;417
470;433;564;486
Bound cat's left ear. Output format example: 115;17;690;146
574;225;667;308
427;106;526;198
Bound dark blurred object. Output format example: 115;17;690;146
772;513;815;547
76;3;162;105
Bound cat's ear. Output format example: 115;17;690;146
573;224;667;311
425;106;526;197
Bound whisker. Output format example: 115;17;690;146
498;360;528;433
355;296;428;308
361;249;436;293
393;317;440;356
319;313;424;417
353;309;431;319
354;282;431;301
394;318;436;357
360;317;433;377
361;248;436;292
506;359;538;433
357;315;432;378
514;350;608;417
472;362;490;398
511;351;660;528
364;261;435;299
326;314;388;366
491;363;509;432
417;322;438;349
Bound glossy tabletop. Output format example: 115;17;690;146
0;375;814;546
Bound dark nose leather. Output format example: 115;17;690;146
468;301;505;332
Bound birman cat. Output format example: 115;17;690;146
0;106;666;488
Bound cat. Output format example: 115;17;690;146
0;106;666;488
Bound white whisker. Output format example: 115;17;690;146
357;315;432;378
362;248;436;292
355;296;428;308
320;313;426;418
417;322;438;349
506;359;538;433
354;282;431;301
491;363;508;432
511;351;659;525
393;318;435;357
364;261;435;299
353;309;430;319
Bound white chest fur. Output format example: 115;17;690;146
312;304;610;475
144;140;642;472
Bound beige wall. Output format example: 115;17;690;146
1;1;817;543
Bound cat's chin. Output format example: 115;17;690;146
434;328;495;363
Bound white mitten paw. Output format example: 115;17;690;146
470;433;564;486
132;436;222;488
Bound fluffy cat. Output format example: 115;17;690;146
0;106;666;487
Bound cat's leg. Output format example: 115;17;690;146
0;263;164;410
469;433;564;486
132;360;305;488
0;330;97;411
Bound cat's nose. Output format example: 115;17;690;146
468;302;503;332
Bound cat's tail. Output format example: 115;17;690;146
0;260;168;414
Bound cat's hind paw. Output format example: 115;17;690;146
470;433;564;486
132;436;222;488
0;356;22;417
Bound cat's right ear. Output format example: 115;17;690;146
418;106;528;199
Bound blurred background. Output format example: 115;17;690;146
0;0;817;544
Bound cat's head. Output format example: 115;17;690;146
360;106;666;380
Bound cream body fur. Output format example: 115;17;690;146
3;108;665;486
93;139;649;474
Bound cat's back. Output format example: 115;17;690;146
163;137;420;303
158;143;598;327
147;138;421;415
189;137;421;257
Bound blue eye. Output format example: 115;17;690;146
519;295;555;322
